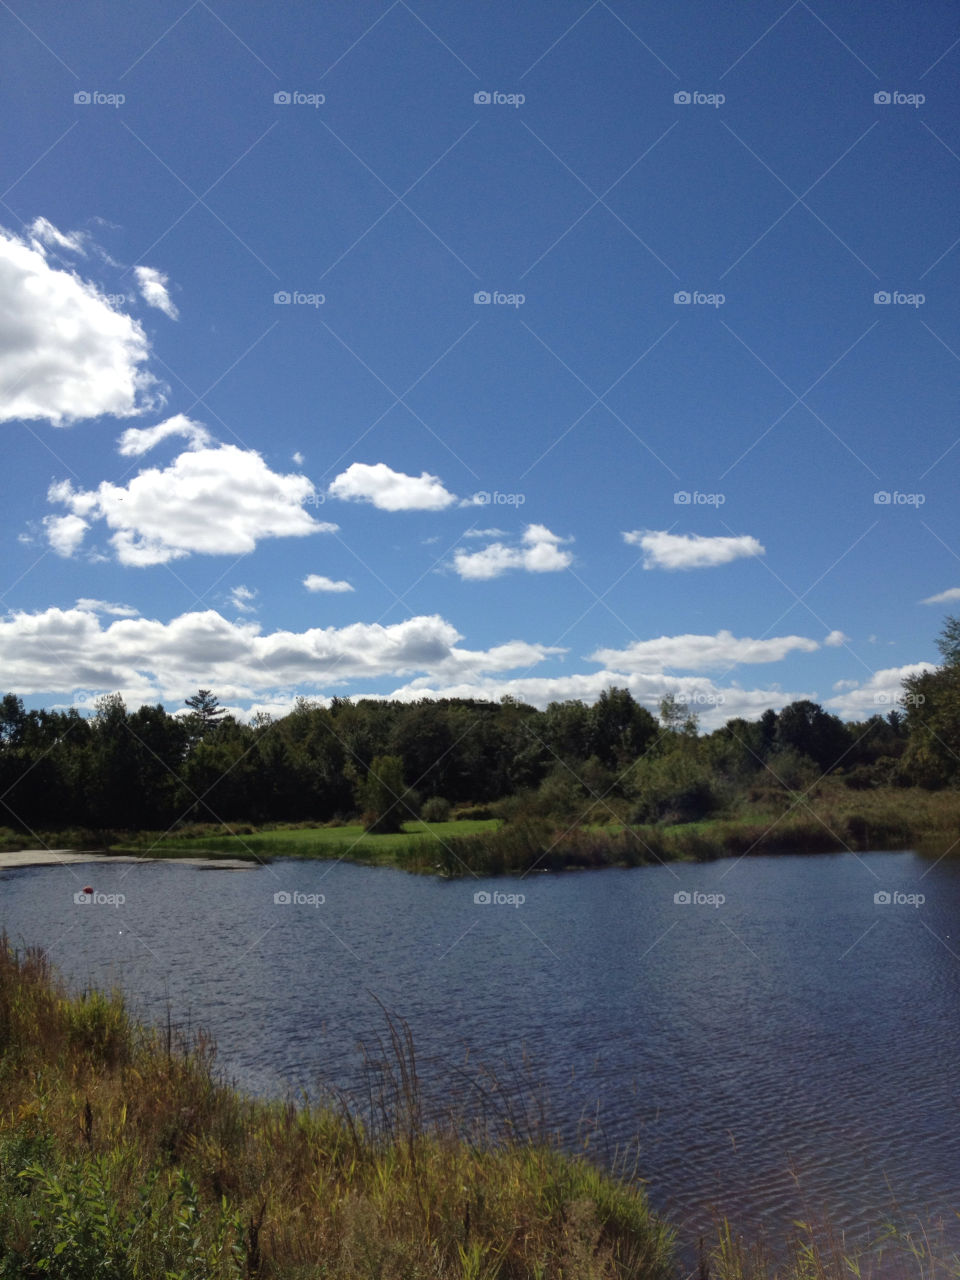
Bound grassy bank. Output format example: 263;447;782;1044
5;784;960;876
0;932;675;1278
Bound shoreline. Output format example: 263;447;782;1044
0;849;259;870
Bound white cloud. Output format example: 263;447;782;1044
134;265;179;319
28;216;88;256
117;414;211;456
464;527;507;538
590;630;819;672
824;664;937;719
921;587;960;605
292;451;304;465
385;670;812;729
454;524;573;580
824;629;849;647
304;574;354;593
0;607;560;705
228;585;257;613
625;530;765;570
328;462;457;511
0;222;157;424
43;514;89;557
46;444;336;565
75;598;139;618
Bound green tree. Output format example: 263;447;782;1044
901;615;960;786
357;755;408;834
774;700;851;774
184;689;226;741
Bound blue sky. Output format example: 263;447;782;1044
1;0;958;724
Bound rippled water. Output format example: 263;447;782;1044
2;849;958;1253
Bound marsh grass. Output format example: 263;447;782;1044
0;933;676;1278
705;1206;960;1280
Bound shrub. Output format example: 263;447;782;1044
421;796;451;823
452;804;496;821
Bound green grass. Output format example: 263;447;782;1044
112;818;502;865
0;933;677;1279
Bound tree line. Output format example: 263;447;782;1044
1;616;957;837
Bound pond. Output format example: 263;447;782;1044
2;848;958;1253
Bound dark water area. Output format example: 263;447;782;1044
2;849;958;1258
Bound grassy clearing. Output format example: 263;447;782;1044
110;819;503;866
0;933;675;1279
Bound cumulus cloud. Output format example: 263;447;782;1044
46;444;336;565
824;629;849;647
304;574;354;593
590;630;819;672
824;664;937;719
117;414;211;456
43;514;89;557
328;462;457;511
625;530;765;570
921;587;960;605
0;607;561;706
0;221;157;424
134;265;179;319
384;670;812;729
454;524;573;580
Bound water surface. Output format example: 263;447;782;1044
2;849;957;1252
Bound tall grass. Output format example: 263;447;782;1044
0;932;676;1279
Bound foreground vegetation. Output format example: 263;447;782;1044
1;937;956;1279
0;933;676;1278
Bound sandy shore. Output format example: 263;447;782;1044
0;850;260;871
